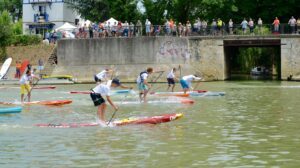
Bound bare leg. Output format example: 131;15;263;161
183;88;188;94
143;90;149;103
21;94;24;103
97;103;106;122
171;84;175;92
139;92;144;102
27;92;31;102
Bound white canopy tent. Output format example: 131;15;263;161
105;18;119;26
55;22;77;32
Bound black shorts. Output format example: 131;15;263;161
94;75;102;82
167;78;175;85
90;93;105;106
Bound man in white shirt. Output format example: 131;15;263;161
167;68;178;92
90;78;121;125
180;75;202;94
136;67;153;102
94;69;112;83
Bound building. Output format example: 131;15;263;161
22;0;79;37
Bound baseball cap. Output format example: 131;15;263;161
112;78;121;86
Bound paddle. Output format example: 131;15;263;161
107;109;118;126
149;71;164;94
24;78;40;102
106;92;129;126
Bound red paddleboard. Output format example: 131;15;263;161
35;113;183;128
0;100;72;106
20;60;29;76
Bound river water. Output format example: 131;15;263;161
1;81;300;167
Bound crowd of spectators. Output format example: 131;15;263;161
69;16;300;39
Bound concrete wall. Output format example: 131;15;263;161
56;37;197;82
281;38;300;80
55;36;300;82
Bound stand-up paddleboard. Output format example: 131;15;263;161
0;107;22;114
151;90;225;97
0;86;56;90
42;75;73;80
189;91;226;96
33;86;56;90
35;113;183;128
0;57;12;79
20;60;29;76
0;100;72;106
70;90;132;95
115;99;194;105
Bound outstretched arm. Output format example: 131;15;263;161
106;96;118;110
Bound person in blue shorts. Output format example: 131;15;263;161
180;75;201;94
136;67;154;102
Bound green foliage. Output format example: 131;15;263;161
232;47;280;74
11;35;42;46
0;0;22;21
66;0;141;22
12;19;22;35
0;10;12;60
235;26;272;35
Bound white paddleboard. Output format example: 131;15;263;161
0;57;12;79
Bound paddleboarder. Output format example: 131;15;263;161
167;68;178;92
90;78;121;126
20;70;39;103
94;68;113;83
180;75;202;94
136;67;154;102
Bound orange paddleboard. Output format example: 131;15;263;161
20;60;29;76
0;100;72;106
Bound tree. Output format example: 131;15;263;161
0;0;22;22
0;10;13;60
67;0;141;22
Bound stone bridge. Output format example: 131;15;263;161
55;35;300;82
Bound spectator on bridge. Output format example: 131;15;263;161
88;24;93;38
272;17;280;33
123;21;129;37
111;22;117;37
211;19;217;35
248;18;254;35
178;22;183;37
186;21;192;36
241;18;248;34
165;19;171;35
297;18;300;34
129;22;135;37
117;21;123;37
172;21;177;36
202;20;207;35
288;16;297;34
217;18;224;35
136;20;142;36
228;19;234;35
198;19;202;34
257;18;263;34
145;19;151;36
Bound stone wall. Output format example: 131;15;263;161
55;37;201;82
54;36;300;82
281;38;300;80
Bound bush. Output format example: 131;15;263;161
11;35;42;46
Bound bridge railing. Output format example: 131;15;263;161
63;23;300;40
